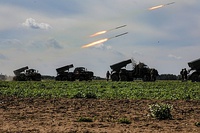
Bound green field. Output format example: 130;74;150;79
0;80;200;100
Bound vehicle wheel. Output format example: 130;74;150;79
143;75;150;82
120;75;127;81
55;76;61;81
191;73;200;82
62;77;68;81
111;74;119;81
70;77;75;81
79;76;84;81
128;77;133;81
26;77;31;81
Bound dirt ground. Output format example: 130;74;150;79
0;97;200;133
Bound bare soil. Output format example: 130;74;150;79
0;97;200;133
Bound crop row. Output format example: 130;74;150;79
0;80;199;100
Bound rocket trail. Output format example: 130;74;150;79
82;32;128;48
115;32;128;37
90;25;127;37
82;38;108;48
148;2;175;10
109;32;128;39
90;31;107;37
165;2;175;6
109;25;127;31
148;5;164;10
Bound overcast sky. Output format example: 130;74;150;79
0;0;200;77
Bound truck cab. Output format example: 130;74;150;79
73;67;94;81
188;58;200;82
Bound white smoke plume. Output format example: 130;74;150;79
168;54;182;60
22;18;51;30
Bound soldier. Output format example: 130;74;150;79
183;68;188;81
150;68;158;81
106;71;110;81
180;69;184;81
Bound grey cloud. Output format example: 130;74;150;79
0;39;22;49
45;39;63;49
132;51;143;56
94;44;112;50
0;53;7;60
29;39;63;50
168;54;182;60
22;18;51;30
89;43;126;58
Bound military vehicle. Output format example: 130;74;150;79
110;59;158;81
55;64;74;81
73;67;94;81
188;58;200;82
13;66;41;81
55;64;94;81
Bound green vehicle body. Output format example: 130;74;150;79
55;64;94;81
13;66;41;81
110;59;158;82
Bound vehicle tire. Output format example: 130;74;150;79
191;73;200;82
79;76;84;81
26;76;31;81
120;75;127;81
55;76;61;81
111;74;119;81
35;74;41;81
62;77;68;81
143;75;150;82
70;77;75;81
128;77;133;81
18;74;26;81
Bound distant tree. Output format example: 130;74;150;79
93;76;105;80
157;74;178;80
41;75;55;80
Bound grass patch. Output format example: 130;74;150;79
118;118;131;124
77;117;93;122
85;92;97;99
195;122;200;127
0;80;200;100
72;91;85;98
149;103;173;120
